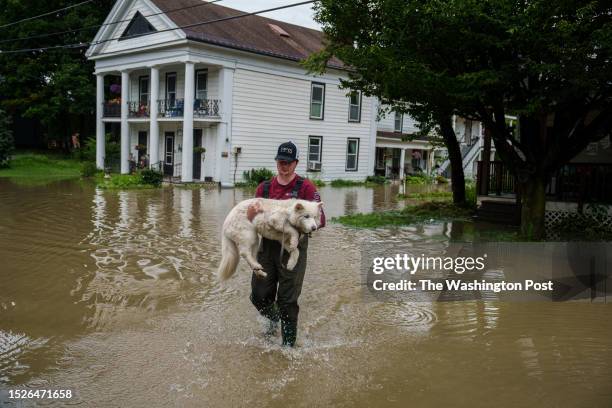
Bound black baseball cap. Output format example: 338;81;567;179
275;141;299;162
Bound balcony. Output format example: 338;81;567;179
128;101;150;118
157;98;221;119
102;101;121;118
158;98;184;118
194;98;220;118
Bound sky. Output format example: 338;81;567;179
211;0;321;30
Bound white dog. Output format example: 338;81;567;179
217;198;323;281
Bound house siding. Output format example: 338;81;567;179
230;68;374;182
98;0;183;55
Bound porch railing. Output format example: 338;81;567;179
158;98;184;118
194;98;220;118
128;101;150;118
476;161;612;204
102;102;121;118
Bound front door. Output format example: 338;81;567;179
164;132;174;176
193;129;203;180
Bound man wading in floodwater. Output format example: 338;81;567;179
246;141;326;347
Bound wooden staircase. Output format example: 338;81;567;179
476;199;521;225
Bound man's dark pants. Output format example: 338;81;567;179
250;236;308;346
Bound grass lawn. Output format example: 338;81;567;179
0;153;83;185
333;201;475;228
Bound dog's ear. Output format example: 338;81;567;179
294;202;304;211
317;202;324;208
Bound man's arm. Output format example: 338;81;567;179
300;180;326;228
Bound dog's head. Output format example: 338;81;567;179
289;200;324;233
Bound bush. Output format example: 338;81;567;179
310;178;326;187
0;108;15;168
436;175;448;184
140;168;163;186
243;168;274;186
81;161;98;177
82;134;120;163
465;180;477;207
365;175;388;185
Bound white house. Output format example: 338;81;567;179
373;109;493;181
87;0;377;186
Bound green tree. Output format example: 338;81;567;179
308;0;612;239
0;0;114;148
0;108;15;167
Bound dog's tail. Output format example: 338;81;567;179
217;234;239;281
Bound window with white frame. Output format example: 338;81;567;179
394;112;403;132
348;91;361;122
139;76;149;105
346;138;359;171
308;136;322;171
310;82;325;119
165;72;176;104
196;70;208;100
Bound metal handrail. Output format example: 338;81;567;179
128;101;150;118
157;99;184;118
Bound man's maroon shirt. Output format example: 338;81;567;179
255;175;326;228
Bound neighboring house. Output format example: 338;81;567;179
373;110;491;180
87;0;377;185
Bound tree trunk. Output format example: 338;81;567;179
519;175;547;240
439;115;466;204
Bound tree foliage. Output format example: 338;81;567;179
0;0;114;143
0;108;14;167
309;0;612;238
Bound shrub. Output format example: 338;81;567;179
365;175;388;185
81;161;98;177
243;168;274;186
82;134;120;163
0;108;14;168
310;178;326;187
140;168;163;186
436;175;448;184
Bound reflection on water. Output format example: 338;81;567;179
0;179;611;407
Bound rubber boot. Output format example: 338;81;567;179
264;303;280;336
281;319;297;347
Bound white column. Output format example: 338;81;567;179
95;74;105;170
120;71;130;174
216;66;234;186
149;66;159;170
181;62;195;182
399;148;406;194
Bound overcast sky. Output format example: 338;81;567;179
212;0;321;30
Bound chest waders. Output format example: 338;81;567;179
249;177;307;347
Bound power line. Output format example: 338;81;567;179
0;0;224;45
0;0;95;29
0;0;316;55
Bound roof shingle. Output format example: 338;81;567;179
149;0;345;69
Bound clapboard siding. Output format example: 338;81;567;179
376;106;420;134
100;0;182;55
230;68;374;182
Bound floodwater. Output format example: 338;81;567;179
0;179;610;407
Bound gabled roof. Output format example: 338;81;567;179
149;0;345;69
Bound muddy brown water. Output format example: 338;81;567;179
0;179;611;407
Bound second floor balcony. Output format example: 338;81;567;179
102;98;221;120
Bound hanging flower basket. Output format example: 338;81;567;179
193;146;206;154
134;144;147;151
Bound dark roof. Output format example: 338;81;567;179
377;131;433;142
149;0;345;69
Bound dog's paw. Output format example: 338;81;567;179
286;252;299;271
254;268;267;278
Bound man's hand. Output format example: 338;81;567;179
247;201;263;222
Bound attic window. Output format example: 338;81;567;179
268;23;290;38
120;11;156;39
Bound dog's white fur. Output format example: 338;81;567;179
217;198;323;281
